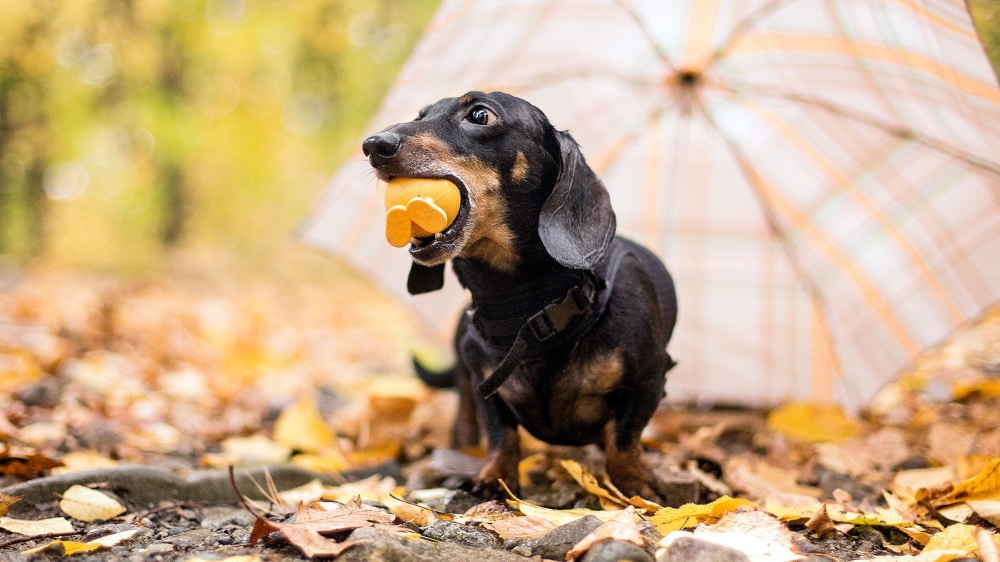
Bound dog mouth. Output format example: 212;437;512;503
385;173;470;263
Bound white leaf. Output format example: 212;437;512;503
59;484;126;522
0;516;75;536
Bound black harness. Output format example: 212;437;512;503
471;243;633;398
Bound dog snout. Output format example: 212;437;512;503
362;132;402;167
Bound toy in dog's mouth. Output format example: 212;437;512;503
383;175;470;261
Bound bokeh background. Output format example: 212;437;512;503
0;0;997;275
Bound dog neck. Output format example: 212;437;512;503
452;255;592;349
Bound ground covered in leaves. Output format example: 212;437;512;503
1;265;1000;561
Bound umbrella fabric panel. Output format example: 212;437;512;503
301;0;1000;408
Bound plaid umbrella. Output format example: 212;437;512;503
301;0;1000;410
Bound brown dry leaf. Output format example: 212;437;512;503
249;496;408;558
290;451;351;475
59;484;127;522
725;456;822;503
967;499;1000;526
0;493;21;517
560;459;630;510
0;515;75;535
806;504;838;537
766;403;862;444
566;505;643;560
926;424;976;466
273;397;336;453
0;451;64;478
650;496;757;534
483;516;556;539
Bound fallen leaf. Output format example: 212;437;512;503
274;397;336;453
22;540;102;556
0;493;21;517
938;458;1000;504
249;496;409;558
510;500;622;527
200;435;292;468
20;528;137;556
560;459;629;510
482;516;556;539
650;496;757;534
566;506;643;560
806;504;838;536
967;499;1000;525
766;403;862;444
0;516;75;536
59;485;127;522
290;452;351;475
0;451;64;478
50;451;118;476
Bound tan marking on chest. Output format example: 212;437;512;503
552;348;625;425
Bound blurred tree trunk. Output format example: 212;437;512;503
157;25;188;247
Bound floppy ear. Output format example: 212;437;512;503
408;262;445;295
538;131;616;270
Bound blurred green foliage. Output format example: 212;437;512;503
0;1;998;273
0;0;437;271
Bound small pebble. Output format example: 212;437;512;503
422;519;503;549
141;543;175;554
520;515;603;560
581;540;653;562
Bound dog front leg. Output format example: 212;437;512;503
604;385;671;505
471;381;521;498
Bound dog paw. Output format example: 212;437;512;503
471;454;520;499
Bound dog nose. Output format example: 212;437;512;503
362;132;402;166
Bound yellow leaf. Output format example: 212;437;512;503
924;524;979;554
764;501;823;522
274;397;336;453
560;460;628;510
511;500;621;527
766;403;862;444
941;458;1000;504
50;451;118;476
22;540;102;555
59;484;127;522
651;496;757;534
0;516;75;536
290;451;351;475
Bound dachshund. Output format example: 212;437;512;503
362;91;678;503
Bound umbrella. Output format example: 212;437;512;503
301;0;1000;410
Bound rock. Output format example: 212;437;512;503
79;421;123;449
428;449;487;477
438;490;482;514
199;506;257;528
162;528;212;549
337;526;531;562
16;377;61;408
659;536;751;562
0;553;28;562
520;515;603;560
815;469;881;502
422;520;503;549
140;543;175;554
651;468;700;507
581;540;653;562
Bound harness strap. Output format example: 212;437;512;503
477;279;597;398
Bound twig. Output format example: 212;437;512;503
0;531;81;549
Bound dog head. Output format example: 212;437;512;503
363;91;615;291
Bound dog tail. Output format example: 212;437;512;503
412;356;457;389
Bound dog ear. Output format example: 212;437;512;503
538;131;616;270
407;262;445;295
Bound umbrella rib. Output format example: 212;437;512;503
708;0;799;66
778;92;1000;178
612;0;676;72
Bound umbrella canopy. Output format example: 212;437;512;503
301;0;1000;410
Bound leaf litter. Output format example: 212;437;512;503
0;270;1000;560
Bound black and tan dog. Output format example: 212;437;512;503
362;91;677;502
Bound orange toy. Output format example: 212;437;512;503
384;178;461;247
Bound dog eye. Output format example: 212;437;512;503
466;106;497;126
